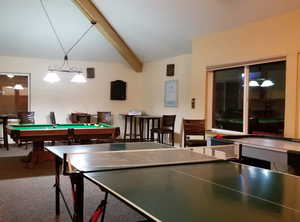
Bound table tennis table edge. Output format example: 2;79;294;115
84;173;161;222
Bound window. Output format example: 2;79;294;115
0;73;29;114
248;62;285;135
212;61;286;135
213;67;244;132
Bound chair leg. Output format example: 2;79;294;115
161;133;164;144
124;116;128;140
171;133;174;146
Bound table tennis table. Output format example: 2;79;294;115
46;142;300;222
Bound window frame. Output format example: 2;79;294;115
206;57;286;135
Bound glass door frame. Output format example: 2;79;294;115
0;72;31;113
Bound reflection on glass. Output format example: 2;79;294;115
213;67;244;132
248;62;285;136
0;74;29;114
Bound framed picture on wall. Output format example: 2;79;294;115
164;80;178;107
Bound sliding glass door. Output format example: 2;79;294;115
212;61;286;135
213;67;244;132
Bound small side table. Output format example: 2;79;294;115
121;114;136;142
136;116;161;142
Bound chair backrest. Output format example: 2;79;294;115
162;115;176;129
50;112;56;125
70;113;91;123
18;112;35;124
97;112;113;124
183;119;205;136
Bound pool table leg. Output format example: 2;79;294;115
26;141;54;168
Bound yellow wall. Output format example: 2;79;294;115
192;9;300;138
142;54;192;137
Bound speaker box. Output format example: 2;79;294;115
166;64;175;76
111;80;126;100
87;67;95;78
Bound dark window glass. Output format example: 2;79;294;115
213;67;244;132
0;74;29;114
248;61;285;136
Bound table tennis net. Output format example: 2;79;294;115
64;145;238;173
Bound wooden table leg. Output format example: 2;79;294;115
129;116;133;142
26;141;54;168
134;117;137;141
146;119;150;141
123;116;128;140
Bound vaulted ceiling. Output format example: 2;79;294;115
1;0;300;65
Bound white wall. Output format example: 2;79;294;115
0;56;143;129
142;54;192;137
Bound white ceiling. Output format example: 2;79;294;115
1;0;300;63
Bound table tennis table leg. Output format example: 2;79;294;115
55;156;61;215
100;192;109;222
70;174;84;222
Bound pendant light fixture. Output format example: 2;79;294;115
43;71;60;83
249;80;259;87
13;84;24;90
261;80;275;87
40;0;96;83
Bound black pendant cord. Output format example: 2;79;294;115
40;0;96;58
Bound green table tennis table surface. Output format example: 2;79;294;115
85;161;300;222
47;142;300;222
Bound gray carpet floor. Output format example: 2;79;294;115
0;145;144;222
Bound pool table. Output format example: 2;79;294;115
7;123;120;167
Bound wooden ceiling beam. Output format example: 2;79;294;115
72;0;143;72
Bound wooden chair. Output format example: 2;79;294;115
18;112;35;124
151;115;176;146
17;112;35;149
70;113;91;123
97;112;113;124
183;119;207;147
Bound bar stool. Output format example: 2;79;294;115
122;114;135;142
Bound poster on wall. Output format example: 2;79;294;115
164;80;178;107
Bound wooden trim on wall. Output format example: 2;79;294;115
206;56;286;71
295;53;300;137
205;71;214;130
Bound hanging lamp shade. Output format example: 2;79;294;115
13;84;24;90
71;73;87;83
44;71;61;83
249;80;260;87
261;80;274;87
